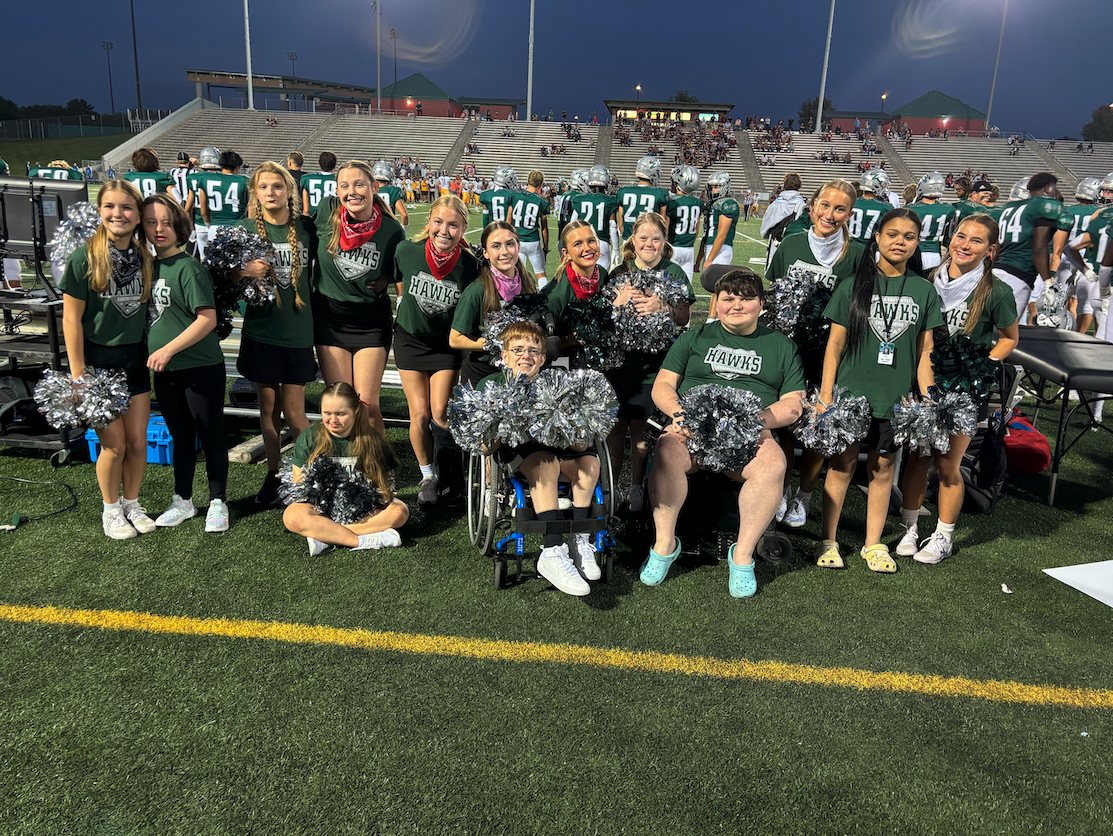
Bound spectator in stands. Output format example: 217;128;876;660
286;152;304;188
416;101;423;116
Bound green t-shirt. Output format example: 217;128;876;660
196;172;249;225
616;185;669;229
29;166;82;181
706;197;740;248
313;196;405;305
300;172;336;218
479;188;515;224
569;193;619;238
147;253;224;371
1085;207;1113;270
507;191;550;243
610;259;697;384
847;197;894;246
938;276;1018;351
235;218;316;349
908;201;956;255
393;240;480;338
660;321;806;409
545;266;611;331
665;194;703;248
291;424;398;474
123;170;173;199
59;245;147;347
451;280;502;368
768;232;865;292
824;271;945;419
995;196;1062;283
785;211;812;238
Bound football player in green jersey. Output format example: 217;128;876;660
29;159;83;180
1064;173;1113;343
615;156;668;244
506;169;551;287
372;160;409;234
479;165;518;226
696;171;740;272
908;171;956;270
848;170;894;246
665;165;702;281
184;146;220;258
994;172;1062;324
300;151;337;221
196;150;249;261
122;148;174;199
569;165;619;270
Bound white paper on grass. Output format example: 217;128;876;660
1043;560;1113;610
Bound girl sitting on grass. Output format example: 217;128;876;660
283;382;409;556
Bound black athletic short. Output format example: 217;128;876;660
236;336;317;385
497;441;596;473
392;323;462;372
863;417;897;456
312;293;393;350
83;339;151;397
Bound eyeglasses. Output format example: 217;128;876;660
507;347;544;357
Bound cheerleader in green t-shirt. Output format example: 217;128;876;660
818;209;944;574
896;214;1018;564
59;180;154;541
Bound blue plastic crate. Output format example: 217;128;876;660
84;414;200;464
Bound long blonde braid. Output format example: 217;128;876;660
247;161;304;310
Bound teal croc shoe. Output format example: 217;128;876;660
640;537;682;586
727;545;758;599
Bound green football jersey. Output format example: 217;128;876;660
995;196;1062;282
1057;203;1097;245
507;191;550;243
952;199;983;224
665;194;703;248
300;172;337;217
847;197;894;245
479;188;515;223
378;184;403;214
616;185;669;229
1084;206;1113;270
706;197;740;247
196;172;249;225
29;166;82;181
186;173;206;222
123;170;173;199
908;201;956;254
569;193;619;238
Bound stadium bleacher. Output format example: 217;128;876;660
891;136;1067;196
450;121;598;181
754;131;903;198
1044;140;1113;184
301;114;466;172
608;124;749;197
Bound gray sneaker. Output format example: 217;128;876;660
783;496;807;528
123;503;156;534
418;477;439;505
156;495;196;528
102;508;137;540
536;544;590;596
914;532;953;564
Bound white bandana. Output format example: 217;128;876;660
934;260;985;312
807;229;843;269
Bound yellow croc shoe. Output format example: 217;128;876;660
861;543;897;574
813;539;844;569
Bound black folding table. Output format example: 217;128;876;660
1009;326;1113;505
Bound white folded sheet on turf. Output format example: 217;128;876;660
1043;560;1113;610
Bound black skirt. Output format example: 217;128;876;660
392;323;462;372
84;340;151;396
460;352;499;388
312;294;393;350
236;336;317;385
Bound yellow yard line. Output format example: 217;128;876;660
2;602;1110;710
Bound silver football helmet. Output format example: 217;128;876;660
1075;177;1101;203
587;164;610;189
198;146;220;170
860;169;891;197
917;171;946;199
568;169;590;193
635;156;661;186
1098;173;1113;205
492;165;519;191
371;160;393;182
707;171;732;201
672;165;701;195
1008;178;1031;202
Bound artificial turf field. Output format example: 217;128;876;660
1;204;1112;834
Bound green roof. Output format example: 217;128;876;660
378;73;454;101
889;90;985;119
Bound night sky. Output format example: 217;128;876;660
4;0;1109;139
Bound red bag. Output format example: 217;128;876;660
1002;413;1051;473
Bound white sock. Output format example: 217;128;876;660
419;464;435;480
121;497;139;508
794;489;812;506
935;521;956;541
103;500;121;514
901;507;920;529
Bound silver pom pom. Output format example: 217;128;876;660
763;265;818;337
203;226;277;307
893;388;979;456
528;368;618;448
33;368;131;430
678;384;765;472
49;202;102;267
794;387;871;457
279;455;382;525
605;268;688;355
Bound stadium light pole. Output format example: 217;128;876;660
390;29;398;83
129;0;143;110
814;0;835;134
243;0;255;110
102;42;115;116
371;1;381;115
984;0;1008;135
636;85;641;102
880;93;887;113
525;0;535;122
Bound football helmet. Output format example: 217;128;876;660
492;165;519;191
672;165;701;195
568;169;590;193
860;169;891;196
587;164;610;189
1075;177;1101;203
635;156;661;186
1098;173;1113;205
371;161;393;182
198;146;221;170
1008;178;1031;201
917;171;946;199
707;171;732;201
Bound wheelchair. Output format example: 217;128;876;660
466;436;617;590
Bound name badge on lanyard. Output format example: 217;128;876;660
878;341;895;365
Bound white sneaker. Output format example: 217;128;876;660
628;484;645;513
307;537;329;557
569;532;601;580
354;529;403;550
102;508;137;540
155;495;196;528
775;491;788;522
123;503;156;534
895;523;919;556
783;496;807;528
205;499;229;533
536;544;590;596
418;477;439;505
914;532;953;564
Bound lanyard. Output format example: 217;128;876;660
874;273;908;341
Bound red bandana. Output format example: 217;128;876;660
426;238;462;280
566;263;600;300
339;204;382;251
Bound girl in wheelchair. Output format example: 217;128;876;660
478;321;601;597
283;382;409;556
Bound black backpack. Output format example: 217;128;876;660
927;426;1009;515
0;374;40;433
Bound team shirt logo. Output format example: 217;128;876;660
149;278;171;326
942;302;971;336
409;271;461;317
270;243;309;290
868;295;920;341
704;345;763;379
335;242;382;280
102;275;145;319
789;260;836;290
